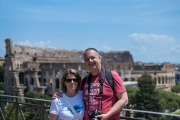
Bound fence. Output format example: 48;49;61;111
0;94;180;120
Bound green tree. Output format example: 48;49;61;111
22;92;51;120
0;94;5;116
4;92;51;120
125;86;138;117
4;102;22;120
0;82;4;90
171;85;180;93
157;89;180;112
133;73;164;120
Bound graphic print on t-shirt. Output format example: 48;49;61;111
84;81;101;110
67;104;84;114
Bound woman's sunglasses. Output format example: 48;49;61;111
65;78;78;83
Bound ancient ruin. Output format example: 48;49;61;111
4;38;175;97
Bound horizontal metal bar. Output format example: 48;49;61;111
0;94;51;102
122;108;180;117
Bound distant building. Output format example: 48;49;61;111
132;62;175;91
175;71;180;84
0;57;5;66
3;38;176;97
4;39;134;97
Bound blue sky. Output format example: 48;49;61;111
0;0;180;64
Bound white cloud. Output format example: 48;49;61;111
129;33;175;42
19;40;52;48
19;40;32;46
102;45;111;51
35;40;51;48
171;46;180;54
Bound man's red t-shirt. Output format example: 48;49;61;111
82;71;126;120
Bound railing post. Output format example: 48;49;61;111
0;107;5;120
15;98;18;120
41;101;44;120
166;115;171;120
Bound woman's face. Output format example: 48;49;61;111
64;73;78;92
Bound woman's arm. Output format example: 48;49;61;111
49;113;58;120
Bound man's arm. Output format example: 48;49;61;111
96;92;128;120
52;92;62;99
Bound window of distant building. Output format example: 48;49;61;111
162;77;164;84
31;78;34;85
158;77;161;84
25;78;28;86
78;65;81;71
43;78;46;86
131;78;135;81
124;78;128;81
56;79;59;88
19;72;24;84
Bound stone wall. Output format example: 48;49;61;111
3;38;176;97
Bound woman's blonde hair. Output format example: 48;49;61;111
61;69;81;92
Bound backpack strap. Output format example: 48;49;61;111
105;69;114;91
82;69;114;91
82;74;88;88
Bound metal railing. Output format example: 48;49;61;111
0;94;180;120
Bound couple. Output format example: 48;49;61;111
49;48;128;120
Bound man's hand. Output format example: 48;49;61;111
96;114;110;120
52;92;62;99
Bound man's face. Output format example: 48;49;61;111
83;50;101;72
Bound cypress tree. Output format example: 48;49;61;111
133;73;164;120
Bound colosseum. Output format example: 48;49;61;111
4;38;176;97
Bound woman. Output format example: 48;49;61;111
49;69;84;120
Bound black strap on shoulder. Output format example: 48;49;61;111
105;69;114;90
82;75;88;88
82;69;114;90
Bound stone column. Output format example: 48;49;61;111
52;70;55;95
59;69;62;92
34;72;40;87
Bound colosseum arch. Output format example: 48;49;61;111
43;78;46;86
158;77;161;84
165;76;168;84
45;89;48;96
19;72;24;85
168;77;171;84
38;71;42;85
31;78;34;85
131;78;135;81
162;77;164;84
25;78;28;86
124;78;128;81
56;78;60;88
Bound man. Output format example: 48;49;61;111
54;48;128;120
82;48;128;120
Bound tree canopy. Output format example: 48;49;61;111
133;73;164;120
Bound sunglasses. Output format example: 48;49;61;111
65;78;78;83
